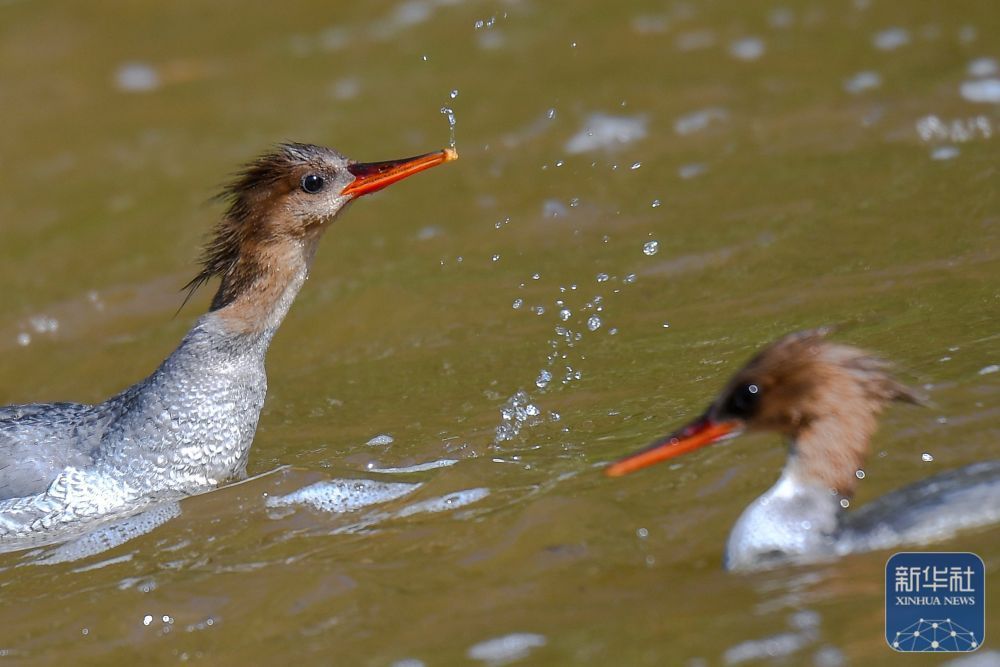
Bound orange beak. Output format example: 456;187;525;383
605;414;742;477
341;147;458;197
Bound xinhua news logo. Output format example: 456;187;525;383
886;552;985;652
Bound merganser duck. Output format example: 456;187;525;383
606;329;1000;571
0;143;457;547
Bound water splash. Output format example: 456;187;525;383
440;105;457;149
495;390;544;444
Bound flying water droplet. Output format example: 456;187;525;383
651;199;661;208
535;369;553;389
587;315;602;331
839;498;850;508
596;272;609;283
643;240;659;256
512;298;524;310
855;469;866;479
440;106;457;149
921;452;934;462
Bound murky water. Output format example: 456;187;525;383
1;0;998;664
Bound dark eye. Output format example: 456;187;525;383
722;383;761;420
301;173;325;194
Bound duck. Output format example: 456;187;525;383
0;143;457;546
606;329;1000;570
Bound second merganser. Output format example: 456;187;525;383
606;329;1000;571
0;143;457;547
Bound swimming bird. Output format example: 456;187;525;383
0;143;457;545
606;329;1000;571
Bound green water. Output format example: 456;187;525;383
0;0;997;664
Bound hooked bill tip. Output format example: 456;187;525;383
443;147;459;161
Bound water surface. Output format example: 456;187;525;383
0;0;997;664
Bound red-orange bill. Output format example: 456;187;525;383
341;147;458;197
605;415;742;477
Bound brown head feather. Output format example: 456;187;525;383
183;143;349;311
713;329;921;494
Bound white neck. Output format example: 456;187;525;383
724;458;844;571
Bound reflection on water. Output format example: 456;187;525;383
0;0;998;663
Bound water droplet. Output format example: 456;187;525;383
642;240;660;256
636;527;649;538
623;273;637;284
533;306;546;316
839;498;850;508
449;89;459;99
440;106;457;149
16;332;30;346
587;315;602;331
651;199;661;208
512;298;524;309
558;308;572;321
421;55;429;61
531;273;541;280
491;254;501;262
596;272;609;283
143;615;153;626
855;469;866;479
630;161;642;170
921;452;934;462
546;108;556;120
535;369;553;389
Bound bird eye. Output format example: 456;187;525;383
301;173;325;194
723;383;761;420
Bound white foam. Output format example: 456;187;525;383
368;459;458;474
467;633;547;664
968;57;998;78
115;62;160;92
843;71;881;94
960;79;1000;103
267;479;420;513
564;113;647;154
729;37;765;61
397;488;490;517
872;27;910;51
674;107;728;135
36;502;181;566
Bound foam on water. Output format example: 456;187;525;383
729;37;765;61
467;632;547;664
115;62;160;92
367;459;458;474
34;502;181;566
872;27;910;51
564;113;647;154
843;71;881;94
960;79;1000;104
396;488;490;517
266;479;420;513
674;107;728;135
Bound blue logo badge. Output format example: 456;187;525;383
886;552;985;652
